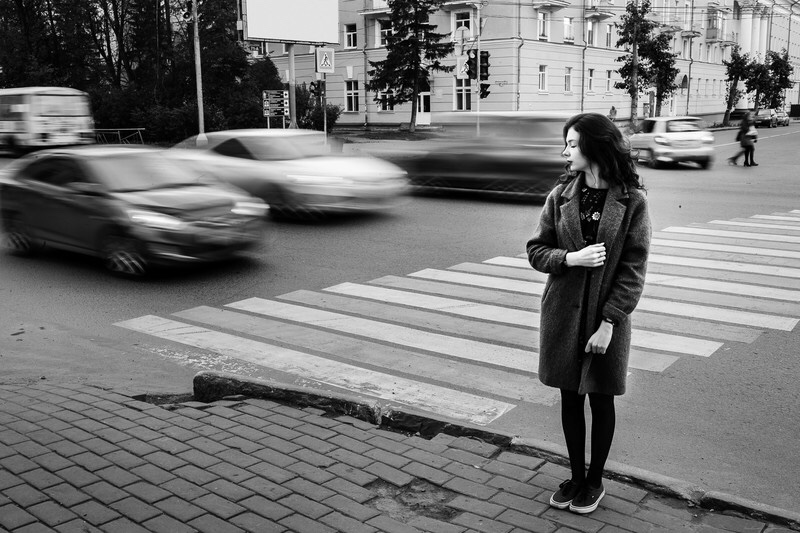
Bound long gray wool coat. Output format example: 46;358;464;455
526;176;651;395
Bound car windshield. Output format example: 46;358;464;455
240;134;328;161
666;120;702;133
87;152;209;192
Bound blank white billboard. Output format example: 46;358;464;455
242;0;339;44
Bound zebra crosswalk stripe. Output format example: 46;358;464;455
115;315;517;425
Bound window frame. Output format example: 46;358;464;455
538;65;548;92
564;66;573;93
588;68;595;92
377;19;392;47
345;80;360;112
344;23;358;49
538;12;549;40
563;17;575;43
455;77;472;111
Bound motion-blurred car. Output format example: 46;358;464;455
752;108;777;128
171;129;409;217
0;146;268;277
774;109;791;126
404;112;569;199
629;116;715;169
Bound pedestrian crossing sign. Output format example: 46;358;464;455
316;47;335;74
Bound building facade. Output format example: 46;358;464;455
243;0;800;127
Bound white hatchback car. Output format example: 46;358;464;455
629;116;715;169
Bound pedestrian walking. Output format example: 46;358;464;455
525;112;651;515
728;112;759;167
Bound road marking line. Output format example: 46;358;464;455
226;298;537;372
411;268;797;331
115;315;516;425
747;215;800;225
322;282;719;356
649;254;800;279
708;220;800;232
325;282;537;326
651;238;800;260
173;306;558;406
662;226;800;244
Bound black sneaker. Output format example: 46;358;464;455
549;479;582;509
569;483;605;514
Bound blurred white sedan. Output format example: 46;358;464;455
172;130;409;217
629;116;715;169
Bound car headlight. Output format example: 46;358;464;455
287;174;354;187
127;210;187;231
654;136;669;146
231;200;269;217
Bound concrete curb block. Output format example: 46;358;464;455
191;371;799;529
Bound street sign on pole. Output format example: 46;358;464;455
315;47;335;74
456;55;469;80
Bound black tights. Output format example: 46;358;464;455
560;389;615;488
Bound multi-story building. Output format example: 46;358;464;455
242;0;800;128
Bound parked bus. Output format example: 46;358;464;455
0;86;95;153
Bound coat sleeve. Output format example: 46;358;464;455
601;193;651;323
526;186;569;275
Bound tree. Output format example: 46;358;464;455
365;0;454;132
615;0;658;127
744;59;771;112
640;31;678;116
765;49;794;109
721;45;749;126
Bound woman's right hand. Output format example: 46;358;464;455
566;243;606;268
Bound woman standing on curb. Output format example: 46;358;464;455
526;113;651;514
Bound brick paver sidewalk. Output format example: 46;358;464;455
0;382;796;533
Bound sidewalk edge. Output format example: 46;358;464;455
191;371;800;529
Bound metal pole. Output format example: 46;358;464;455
192;0;205;140
288;44;297;128
476;3;481;137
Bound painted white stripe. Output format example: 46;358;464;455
325;282;538;327
649;254;800;279
651;239;800;260
115;315;516;425
662;226;800;244
326;282;721;357
413;268;798;331
227;298;538;372
750;215;800;224
486;256;537;270
709;220;800;232
630;351;680;372
647;276;800;302
410;268;537;293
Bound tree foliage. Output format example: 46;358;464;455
614;0;659;123
722;45;749;126
0;0;288;144
365;0;454;132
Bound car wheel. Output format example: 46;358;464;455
2;214;41;256
699;159;712;170
102;233;148;277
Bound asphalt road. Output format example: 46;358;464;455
2;125;799;512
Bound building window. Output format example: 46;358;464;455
605;24;613;47
346;80;359;111
538;12;549;40
606;70;613;92
344;24;357;48
588;68;595;92
564;67;573;92
564;17;574;42
454;10;472;32
587;21;596;46
456;78;472;110
538;65;548;92
379;89;394;111
378;19;392;46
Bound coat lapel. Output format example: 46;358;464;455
559;177;585;251
597;184;628;248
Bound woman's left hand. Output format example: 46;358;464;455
585;322;613;354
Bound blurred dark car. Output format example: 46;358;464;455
628;116;715;169
752;109;777;128
171;129;409;217
774;109;791;126
405;112;571;199
0;146;268;277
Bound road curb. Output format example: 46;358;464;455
192;371;800;529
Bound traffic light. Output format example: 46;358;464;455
479;83;491;99
182;0;193;20
466;51;478;80
479;51;490;81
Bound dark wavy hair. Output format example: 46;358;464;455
560;112;644;190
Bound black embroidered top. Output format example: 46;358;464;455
579;186;607;245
